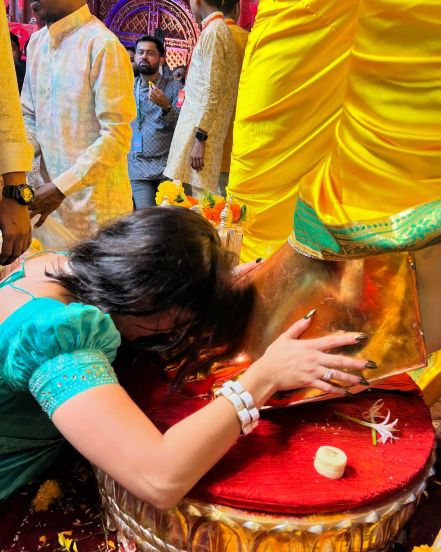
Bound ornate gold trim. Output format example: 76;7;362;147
292;198;441;260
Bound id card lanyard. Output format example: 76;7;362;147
131;78;144;153
135;78;144;131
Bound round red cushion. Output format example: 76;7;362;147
119;364;435;515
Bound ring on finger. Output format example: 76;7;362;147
322;368;336;381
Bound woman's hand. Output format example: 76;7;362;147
243;316;371;406
231;258;264;280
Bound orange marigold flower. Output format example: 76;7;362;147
187;196;199;206
230;203;242;223
202;206;220;223
212;201;226;218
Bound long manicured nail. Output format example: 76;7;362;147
365;360;377;369
344;390;355;397
359;377;370;386
354;333;368;342
255;257;263;263
304;309;316;320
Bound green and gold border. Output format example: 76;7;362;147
290;198;441;260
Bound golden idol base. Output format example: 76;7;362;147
96;452;434;552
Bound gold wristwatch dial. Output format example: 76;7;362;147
22;186;34;203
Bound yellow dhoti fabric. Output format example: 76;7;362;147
229;0;441;262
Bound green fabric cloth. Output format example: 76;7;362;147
0;295;121;500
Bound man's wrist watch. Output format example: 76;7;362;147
161;105;172;116
195;129;208;142
2;184;35;205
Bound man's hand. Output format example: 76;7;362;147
0;198;32;265
190;139;206;171
29;182;65;228
149;87;172;110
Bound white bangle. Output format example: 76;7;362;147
224;380;255;410
215;380;260;435
218;387;244;412
242;419;259;435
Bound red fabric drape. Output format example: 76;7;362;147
238;0;258;31
119;360;435;515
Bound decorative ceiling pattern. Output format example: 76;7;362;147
92;0;200;69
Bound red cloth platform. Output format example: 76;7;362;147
118;361;435;516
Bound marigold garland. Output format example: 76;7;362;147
155;182;254;228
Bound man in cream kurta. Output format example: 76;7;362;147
22;1;136;242
164;11;240;194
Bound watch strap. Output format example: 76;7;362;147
195;129;208;142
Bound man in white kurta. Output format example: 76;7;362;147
22;2;136;242
164;12;240;194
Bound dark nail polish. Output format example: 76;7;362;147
365;360;377;369
359;377;370;386
344;390;355;397
255;257;263;263
355;333;368;342
304;308;316;320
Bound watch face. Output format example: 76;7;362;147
21;186;34;204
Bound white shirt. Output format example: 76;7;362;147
21;4;136;241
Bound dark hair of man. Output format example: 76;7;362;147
49;208;255;386
135;35;165;58
202;0;224;9
125;45;136;53
10;32;20;50
221;0;239;16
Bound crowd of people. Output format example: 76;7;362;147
125;0;249;203
7;0;250;244
0;0;376;508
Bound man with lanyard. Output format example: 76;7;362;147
128;36;182;208
164;1;240;195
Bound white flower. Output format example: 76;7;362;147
335;400;399;445
368;409;399;444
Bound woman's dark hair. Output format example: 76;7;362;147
221;0;239;15
51;208;255;385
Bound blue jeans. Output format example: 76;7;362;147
131;179;161;209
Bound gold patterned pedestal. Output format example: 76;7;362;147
96;453;435;552
95;244;435;551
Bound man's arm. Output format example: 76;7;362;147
190;26;238;171
0;3;34;264
52;39;136;196
159;81;182;126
